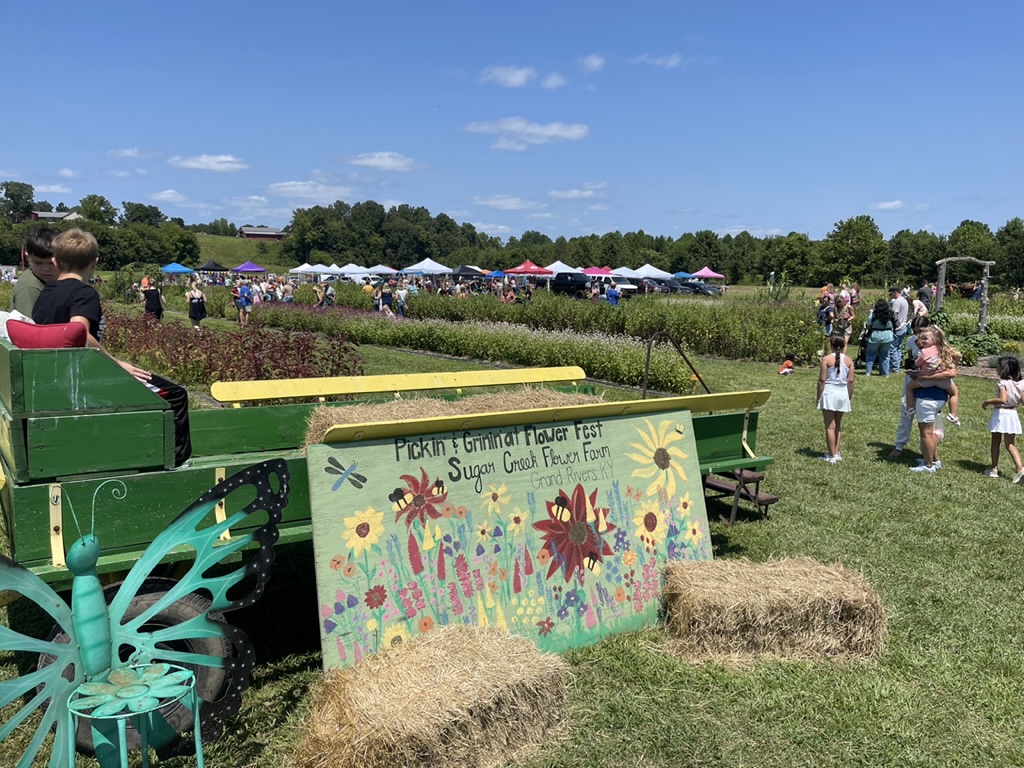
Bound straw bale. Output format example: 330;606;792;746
663;557;886;662
304;389;602;445
292;626;569;768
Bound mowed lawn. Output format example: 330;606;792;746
4;352;1024;767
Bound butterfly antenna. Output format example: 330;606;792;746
90;480;128;536
63;493;84;540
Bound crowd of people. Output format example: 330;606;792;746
808;283;1023;482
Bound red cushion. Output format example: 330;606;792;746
7;320;87;349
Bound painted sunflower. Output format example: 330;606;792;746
481;482;511;516
626;419;688;498
382;623;409;649
685;517;705;548
508;506;529;536
343;506;385;556
533;484;616;583
632;500;668;553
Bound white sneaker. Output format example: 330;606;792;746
821;454;833;462
984;468;999;479
909;464;937;473
831;454;843;462
1013;469;1024;485
916;459;942;469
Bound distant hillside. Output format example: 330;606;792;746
196;234;293;271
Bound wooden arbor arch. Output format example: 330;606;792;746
934;256;997;333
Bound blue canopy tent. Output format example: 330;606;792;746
161;262;195;274
673;271;693;279
486;270;505;278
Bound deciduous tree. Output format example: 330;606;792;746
78;194;118;225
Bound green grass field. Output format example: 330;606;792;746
200;357;1024;768
194;233;289;272
4;337;1024;766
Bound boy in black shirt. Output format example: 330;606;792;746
33;229;192;466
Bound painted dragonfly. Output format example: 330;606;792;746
325;455;367;491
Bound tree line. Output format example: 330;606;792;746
3;180;1023;287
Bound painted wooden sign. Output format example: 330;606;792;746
308;409;712;668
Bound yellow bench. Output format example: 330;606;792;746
210;366;589;407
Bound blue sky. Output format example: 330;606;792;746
4;1;1023;241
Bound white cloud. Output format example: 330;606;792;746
579;54;605;74
135;168;148;176
108;170;131;178
630;52;684;69
266;180;355;202
870;200;904;210
481;66;536;88
108;148;140;158
464;116;589;151
542;72;568;89
473;195;545;211
348;151;416;172
151;189;187;204
36;184;71;194
530;212;558;220
57;168;77;179
169;154;249;172
718;225;784;237
548;182;608;200
589;203;610;211
473;222;512;236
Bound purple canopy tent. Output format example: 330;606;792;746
231;261;266;273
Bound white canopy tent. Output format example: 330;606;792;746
634;263;673;279
338;263;368;276
544;260;582;274
612;266;641;278
308;264;335;275
288;263;314;274
369;264;399;275
404;257;452;275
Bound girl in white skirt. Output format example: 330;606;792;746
817;334;855;463
981;356;1024;483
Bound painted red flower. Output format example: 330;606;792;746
537;617;555;636
364;584;387;610
532;484;615;583
392;467;448;528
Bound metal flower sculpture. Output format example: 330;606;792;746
0;459;290;768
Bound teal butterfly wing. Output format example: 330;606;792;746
0;557;80;768
106;458;290;746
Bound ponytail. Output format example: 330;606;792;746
830;334;846;376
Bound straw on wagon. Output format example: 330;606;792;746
292;625;568;768
663;557;886;662
304;389;603;445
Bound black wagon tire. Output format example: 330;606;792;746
38;577;233;755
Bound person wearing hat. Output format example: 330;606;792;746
888;285;910;373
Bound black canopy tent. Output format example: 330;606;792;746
452;264;486;277
196;259;229;272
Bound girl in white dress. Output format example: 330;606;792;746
816;335;855;463
982;356;1024;483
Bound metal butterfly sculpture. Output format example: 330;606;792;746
0;459;290;768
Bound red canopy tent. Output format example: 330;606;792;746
582;266;613;276
505;259;553;275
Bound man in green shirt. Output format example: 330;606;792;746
11;227;59;316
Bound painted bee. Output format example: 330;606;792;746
432;478;446;497
389;487;412;511
585;553;602;576
552;495;570;523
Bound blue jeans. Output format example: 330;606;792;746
888;328;908;373
866;341;892;376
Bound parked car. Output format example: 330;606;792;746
539;272;592;299
642;277;693;294
688;281;721;296
594;275;637;297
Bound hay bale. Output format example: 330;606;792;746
293;626;568;768
304;389;603;445
663;558;886;661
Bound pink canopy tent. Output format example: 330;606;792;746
505;259;553;275
693;266;725;279
582;266;613;276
